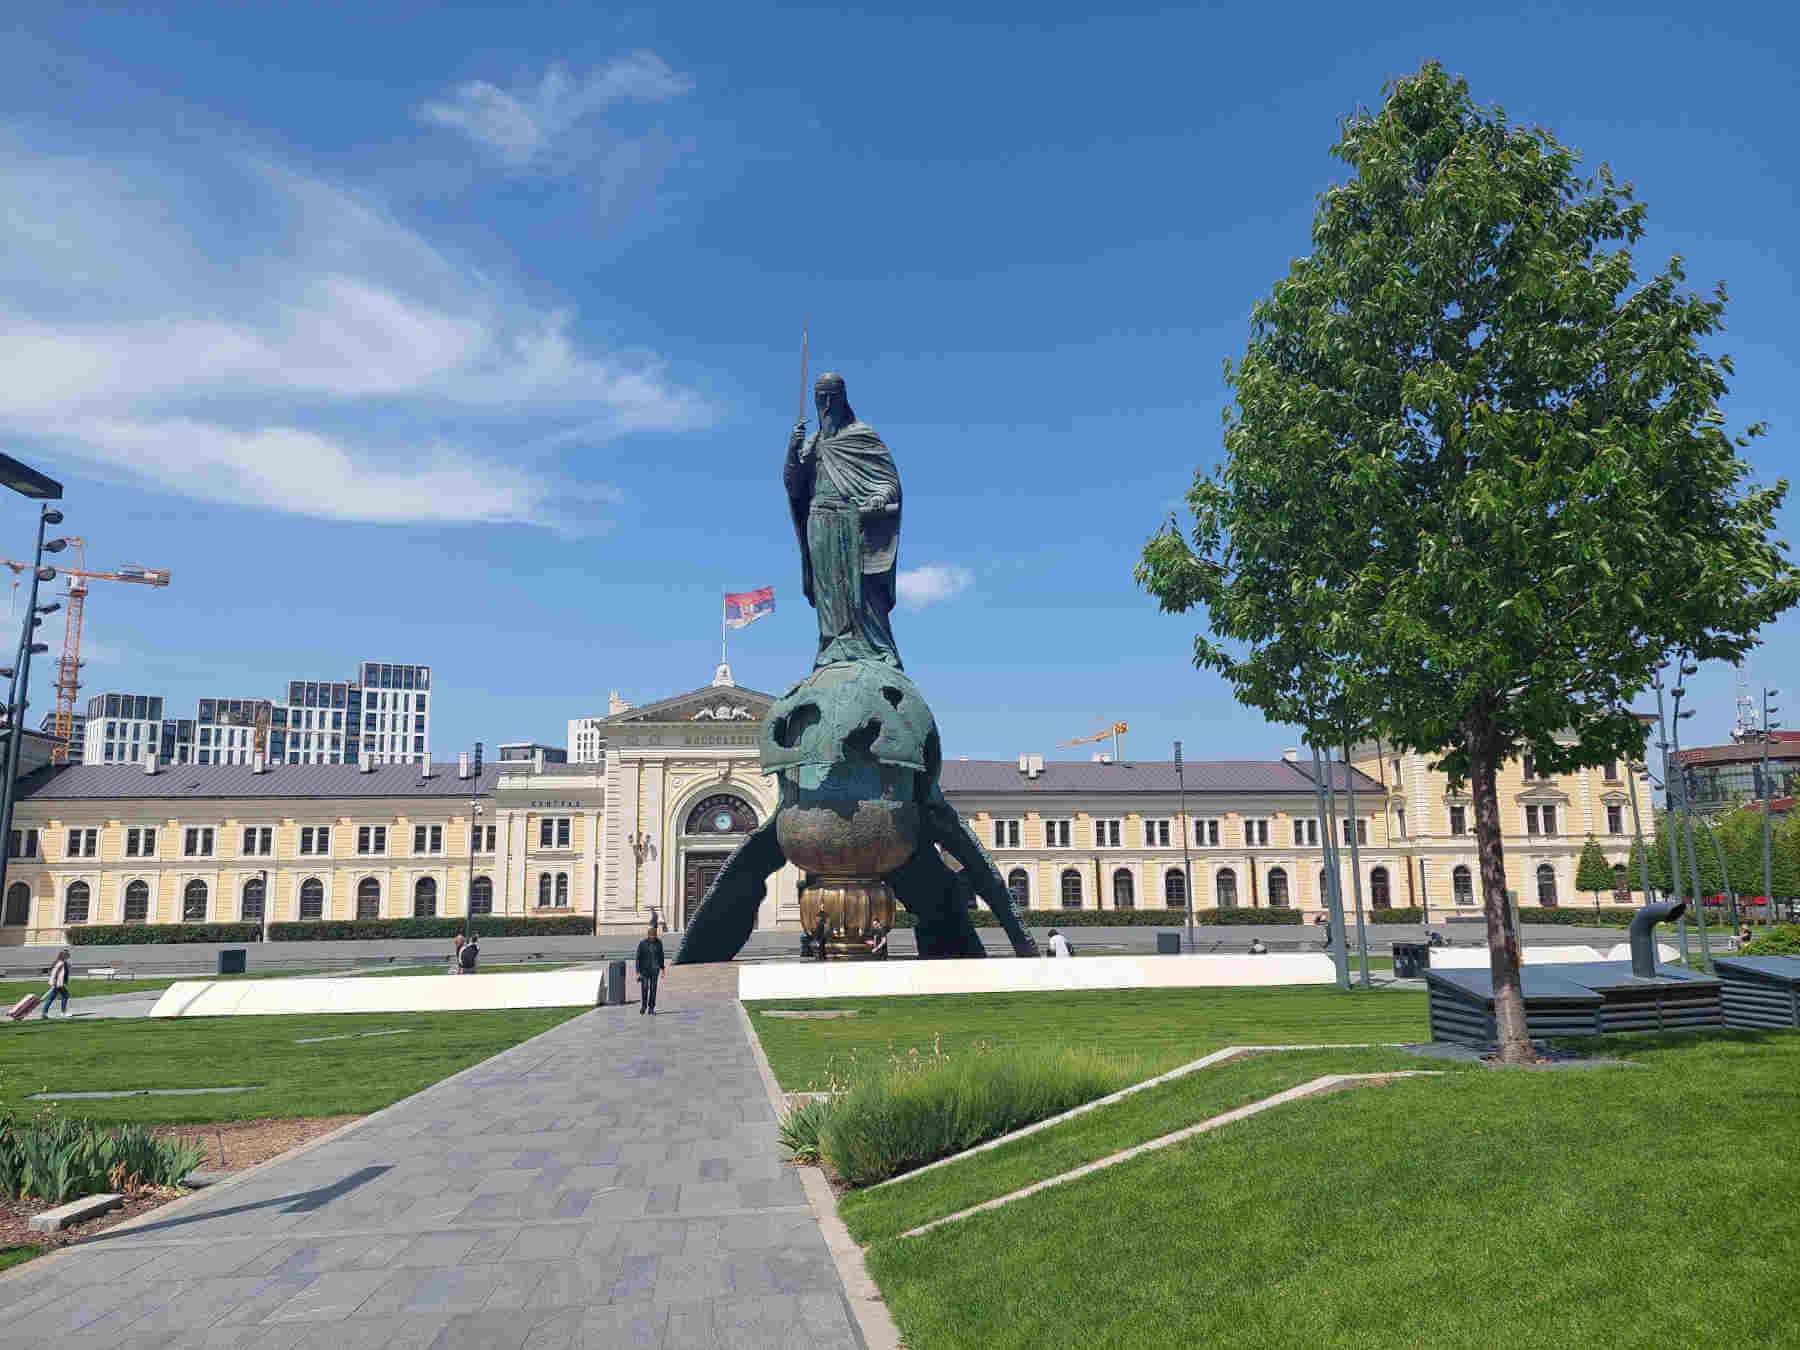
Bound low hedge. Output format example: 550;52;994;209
1515;907;1639;927
1739;924;1800;956
1368;908;1425;924
68;922;263;946
67;916;593;945
891;906;1303;929
268;916;594;941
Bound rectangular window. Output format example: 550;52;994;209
1194;818;1220;847
299;826;332;856
8;829;39;859
557;817;570;848
1044;819;1072;848
1094;818;1122;848
1243;818;1269;847
1606;804;1624;835
1448;805;1467;836
184;827;215;857
1292;818;1318;847
414;824;443;854
540;817;553;848
1145;819;1171;847
1522;754;1537;781
1395;808;1407;839
358;825;388;855
992;819;1021;849
1339;818;1369;846
241;826;273;856
1603;760;1620;782
473;825;496;852
1542;805;1556;836
125;827;156;858
65;828;98;858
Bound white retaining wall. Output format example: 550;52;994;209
149;970;604;1018
738;952;1339;1001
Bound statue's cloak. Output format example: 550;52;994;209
786;421;901;603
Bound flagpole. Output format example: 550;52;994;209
721;594;728;668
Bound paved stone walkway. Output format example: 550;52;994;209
0;969;862;1349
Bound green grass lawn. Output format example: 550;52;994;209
0;1245;44;1273
0;1007;584;1123
857;1030;1800;1349
746;985;1428;1092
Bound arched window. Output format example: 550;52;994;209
65;881;90;925
124;880;151;923
538;873;553;908
182;879;208;922
1060;868;1082;910
1006;868;1029;909
1216;868;1238;908
2;882;29;926
555;873;569;907
242;877;266;921
1112;868;1135;910
1452;865;1474;906
1612;863;1628;896
1370;867;1391;910
1536;863;1558;908
470;876;493;915
1267;867;1290;908
684;794;758;835
1164;868;1187;906
413;877;437;917
356;877;380;919
299;878;324;920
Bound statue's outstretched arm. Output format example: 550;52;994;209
673;818;786;965
921;790;1040;956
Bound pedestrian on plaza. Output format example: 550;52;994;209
635;924;666;1015
813;906;830;961
450;933;466;974
1248;936;1269;955
459;933;480;973
1739;923;1753;946
39;948;71;1019
867;921;889;959
1047;929;1072;958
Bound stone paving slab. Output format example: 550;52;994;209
0;973;862;1349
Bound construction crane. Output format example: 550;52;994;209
1058;720;1128;761
2;540;172;763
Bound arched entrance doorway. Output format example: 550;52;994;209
679;792;759;929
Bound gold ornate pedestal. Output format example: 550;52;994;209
808;878;897;959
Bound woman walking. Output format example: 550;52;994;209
39;948;71;1019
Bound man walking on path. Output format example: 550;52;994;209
39;948;70;1018
635;924;666;1015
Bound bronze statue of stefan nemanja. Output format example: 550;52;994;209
674;372;1038;964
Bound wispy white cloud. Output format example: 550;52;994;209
0;136;706;528
418;55;693;170
898;564;974;609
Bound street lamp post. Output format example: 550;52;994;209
1689;810;1739;938
0;502;69;910
1760;687;1780;925
463;742;483;947
1308;737;1350;990
1651;668;1690;964
1626;763;1654;908
1174;740;1194;952
1671;659;1714;970
258;868;269;944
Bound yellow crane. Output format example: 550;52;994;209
1058;720;1128;761
3;540;172;763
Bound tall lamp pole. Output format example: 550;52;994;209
0;495;69;912
463;741;483;946
1760;687;1780;925
1308;736;1350;990
1626;764;1654;908
1651;667;1690;964
1670;658;1714;970
1174;739;1194;952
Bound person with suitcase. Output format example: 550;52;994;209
39;949;71;1019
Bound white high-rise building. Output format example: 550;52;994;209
195;697;265;765
568;691;629;765
357;661;431;765
277;679;358;764
83;693;164;765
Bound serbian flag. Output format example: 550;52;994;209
724;586;775;629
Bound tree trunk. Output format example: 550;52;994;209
1467;709;1530;1062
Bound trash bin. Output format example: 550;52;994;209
1391;942;1429;978
1156;932;1181;955
217;949;247;976
606;959;627;1006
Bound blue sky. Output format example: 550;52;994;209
2;1;1796;765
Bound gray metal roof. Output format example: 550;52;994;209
14;761;504;801
938;758;1382;796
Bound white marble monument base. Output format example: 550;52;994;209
738;952;1340;1001
148;970;604;1018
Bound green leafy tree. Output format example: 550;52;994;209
1575;835;1614;909
1137;63;1798;1061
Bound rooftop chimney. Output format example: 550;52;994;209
458;751;470;779
533;748;546;774
1017;753;1043;780
359;750;375;773
608;689;631;715
1282;746;1299;762
252;752;266;775
419;751;431;780
143;750;158;776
